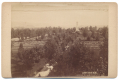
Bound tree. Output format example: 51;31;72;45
100;26;108;40
89;26;92;31
20;31;24;41
23;28;31;39
36;29;41;37
15;29;21;40
87;30;92;39
87;37;91;41
95;32;100;41
73;27;76;32
43;39;57;60
82;27;88;39
99;40;108;76
18;43;24;60
30;29;36;37
92;31;98;39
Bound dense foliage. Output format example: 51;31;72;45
13;26;108;76
11;26;108;41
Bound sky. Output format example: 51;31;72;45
11;3;108;29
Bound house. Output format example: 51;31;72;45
11;38;19;41
44;34;49;40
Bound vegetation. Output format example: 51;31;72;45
12;26;108;77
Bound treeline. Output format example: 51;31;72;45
11;26;108;41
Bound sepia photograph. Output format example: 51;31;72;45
1;2;118;78
10;2;109;78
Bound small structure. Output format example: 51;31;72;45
44;34;49;40
11;38;19;41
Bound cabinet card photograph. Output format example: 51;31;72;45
2;2;118;78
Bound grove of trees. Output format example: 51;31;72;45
11;26;108;41
12;26;108;77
